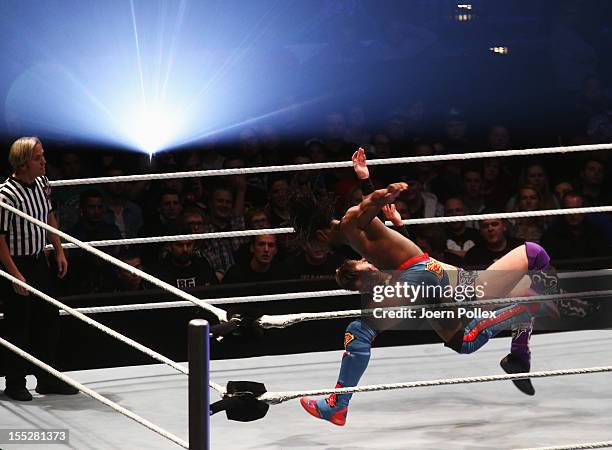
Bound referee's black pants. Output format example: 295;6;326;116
1;254;61;389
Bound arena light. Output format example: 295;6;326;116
455;3;473;21
490;46;509;55
120;105;185;156
0;0;313;155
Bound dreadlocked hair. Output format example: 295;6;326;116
291;193;335;244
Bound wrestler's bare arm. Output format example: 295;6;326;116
352;183;408;231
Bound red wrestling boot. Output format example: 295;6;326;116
300;384;348;426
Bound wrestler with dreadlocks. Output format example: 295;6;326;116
294;148;558;426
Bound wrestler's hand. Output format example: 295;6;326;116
383;182;408;203
352;147;369;180
383;204;404;227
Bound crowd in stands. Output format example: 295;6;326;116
38;82;612;296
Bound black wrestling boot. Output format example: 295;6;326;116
500;353;535;396
35;380;79;395
4;387;33;401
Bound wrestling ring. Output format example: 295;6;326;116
1;142;612;449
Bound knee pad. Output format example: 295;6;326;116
525;242;550;271
344;320;377;353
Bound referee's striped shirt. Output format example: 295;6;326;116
0;176;53;256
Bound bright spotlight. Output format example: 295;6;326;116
1;1;315;153
121;106;184;156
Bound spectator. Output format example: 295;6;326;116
284;238;344;281
463;218;523;269
507;163;558;211
443;197;480;260
102;167;143;239
181;177;209;217
412;142;439;195
141;189;183;236
339;184;364;216
259;124;282;166
437;108;470;154
553;180;574;204
139;188;183;265
246;208;272;230
541;192;608;264
305;138;328;163
487;125;511;151
461;167;486;220
223;155;266;208
199;184;247;280
405;100;432;138
223;234;286;283
578;158;607;206
53;151;89;230
179;151;204;172
234;208;276;266
413;224;447;262
412;141;461;204
508;185;546;243
239;127;264;166
66;189;122;294
481;158;512;212
384;109;408;145
399;176;443;219
110;248;150;292
69;189;122;245
200;140;226;170
304;139;336;191
345;104;371;145
150;235;217;289
323;111;353;161
179;208;210;264
265;177;292;227
367;133;399;184
289;154;327;200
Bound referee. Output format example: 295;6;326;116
0;137;77;401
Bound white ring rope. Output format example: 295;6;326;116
258;364;612;405
558;269;612;279
59;289;355;315
256;289;612;329
42;205;612;250
0;336;189;448
48;267;612;316
0;200;228;323
45;227;293;249
520;442;612;450
389;206;612;226
48;143;612;187
0;269;225;395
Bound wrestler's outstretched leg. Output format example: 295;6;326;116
501;318;536;395
300;320;377;426
447;243;557;356
500;261;561;395
476;242;550;299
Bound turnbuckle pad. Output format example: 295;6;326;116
210;381;269;422
210;308;264;339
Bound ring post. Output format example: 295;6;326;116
189;319;210;450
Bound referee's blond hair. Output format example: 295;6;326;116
9;136;42;170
